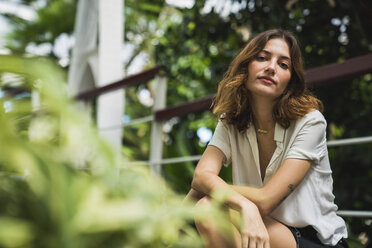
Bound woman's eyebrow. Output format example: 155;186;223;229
261;49;291;61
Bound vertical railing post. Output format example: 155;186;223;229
149;76;167;175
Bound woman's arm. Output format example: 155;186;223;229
191;145;256;211
231;158;312;216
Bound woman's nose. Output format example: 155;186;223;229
264;60;276;75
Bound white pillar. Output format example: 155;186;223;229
149;76;167;175
67;0;99;97
96;0;125;155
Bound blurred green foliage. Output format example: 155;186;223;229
0;55;233;247
1;0;372;247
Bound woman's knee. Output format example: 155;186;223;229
195;196;212;227
195;196;215;230
195;196;212;208
184;188;205;204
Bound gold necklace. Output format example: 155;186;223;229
257;128;269;134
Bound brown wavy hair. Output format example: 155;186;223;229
212;29;323;131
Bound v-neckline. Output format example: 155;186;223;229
247;123;285;185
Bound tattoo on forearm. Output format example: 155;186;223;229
277;184;296;207
288;184;294;192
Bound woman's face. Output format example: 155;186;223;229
245;38;292;100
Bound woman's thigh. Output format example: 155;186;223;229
263;217;297;248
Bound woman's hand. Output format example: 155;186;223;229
239;202;270;248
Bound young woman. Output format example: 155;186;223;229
186;29;348;248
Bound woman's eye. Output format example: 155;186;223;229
256;56;266;61
280;63;289;69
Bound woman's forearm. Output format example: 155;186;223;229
192;170;256;212
230;185;270;215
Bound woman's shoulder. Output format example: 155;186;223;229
217;119;237;132
294;109;327;127
303;109;325;120
216;119;246;136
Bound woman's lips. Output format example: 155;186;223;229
258;76;276;85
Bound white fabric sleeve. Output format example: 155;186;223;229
208;121;232;166
285;113;328;165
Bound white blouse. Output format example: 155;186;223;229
208;110;347;246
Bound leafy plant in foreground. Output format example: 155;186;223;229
0;55;229;248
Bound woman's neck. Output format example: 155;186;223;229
251;98;276;131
